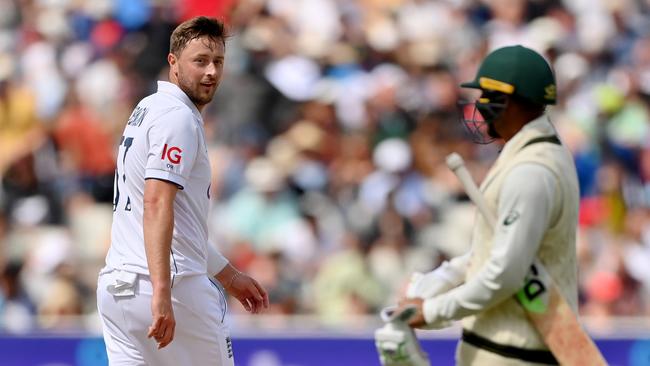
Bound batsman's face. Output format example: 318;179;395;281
169;36;224;109
477;91;508;138
458;90;508;144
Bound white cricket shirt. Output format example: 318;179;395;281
105;81;228;278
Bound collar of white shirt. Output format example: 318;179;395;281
157;81;203;123
500;114;555;157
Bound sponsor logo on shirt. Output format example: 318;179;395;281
517;263;549;313
161;144;182;164
503;210;520;226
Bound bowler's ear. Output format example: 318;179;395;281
167;52;178;80
167;52;178;69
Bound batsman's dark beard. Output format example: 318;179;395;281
476;99;505;139
487;121;501;139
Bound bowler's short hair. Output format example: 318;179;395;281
170;16;227;56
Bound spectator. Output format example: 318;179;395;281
0;0;649;333
0;260;36;333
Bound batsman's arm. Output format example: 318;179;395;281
407;251;471;299
421;164;556;325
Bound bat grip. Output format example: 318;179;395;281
446;155;496;227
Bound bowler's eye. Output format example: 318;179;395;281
194;59;206;65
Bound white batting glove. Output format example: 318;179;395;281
375;306;430;366
406;260;466;299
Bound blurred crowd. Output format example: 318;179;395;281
1;0;650;334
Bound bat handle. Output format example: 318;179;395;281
445;153;496;226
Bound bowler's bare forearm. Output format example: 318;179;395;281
215;263;238;285
143;179;178;293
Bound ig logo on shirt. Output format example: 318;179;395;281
162;144;183;165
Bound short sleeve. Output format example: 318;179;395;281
145;108;198;189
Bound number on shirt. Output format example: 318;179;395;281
113;136;134;212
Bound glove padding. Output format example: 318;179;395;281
406;261;464;299
375;306;430;366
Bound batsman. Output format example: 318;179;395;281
387;45;587;365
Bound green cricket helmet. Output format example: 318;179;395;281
458;45;557;143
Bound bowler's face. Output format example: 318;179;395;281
169;36;224;109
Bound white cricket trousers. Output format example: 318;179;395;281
97;268;234;366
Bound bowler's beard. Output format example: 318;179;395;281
176;69;215;107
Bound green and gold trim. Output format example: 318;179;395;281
479;77;515;94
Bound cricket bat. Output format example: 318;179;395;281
445;153;607;366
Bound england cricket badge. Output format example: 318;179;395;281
503;210;520;226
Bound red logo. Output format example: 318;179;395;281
161;144;182;164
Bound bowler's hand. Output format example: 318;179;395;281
225;272;269;314
396;298;426;328
148;290;175;349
